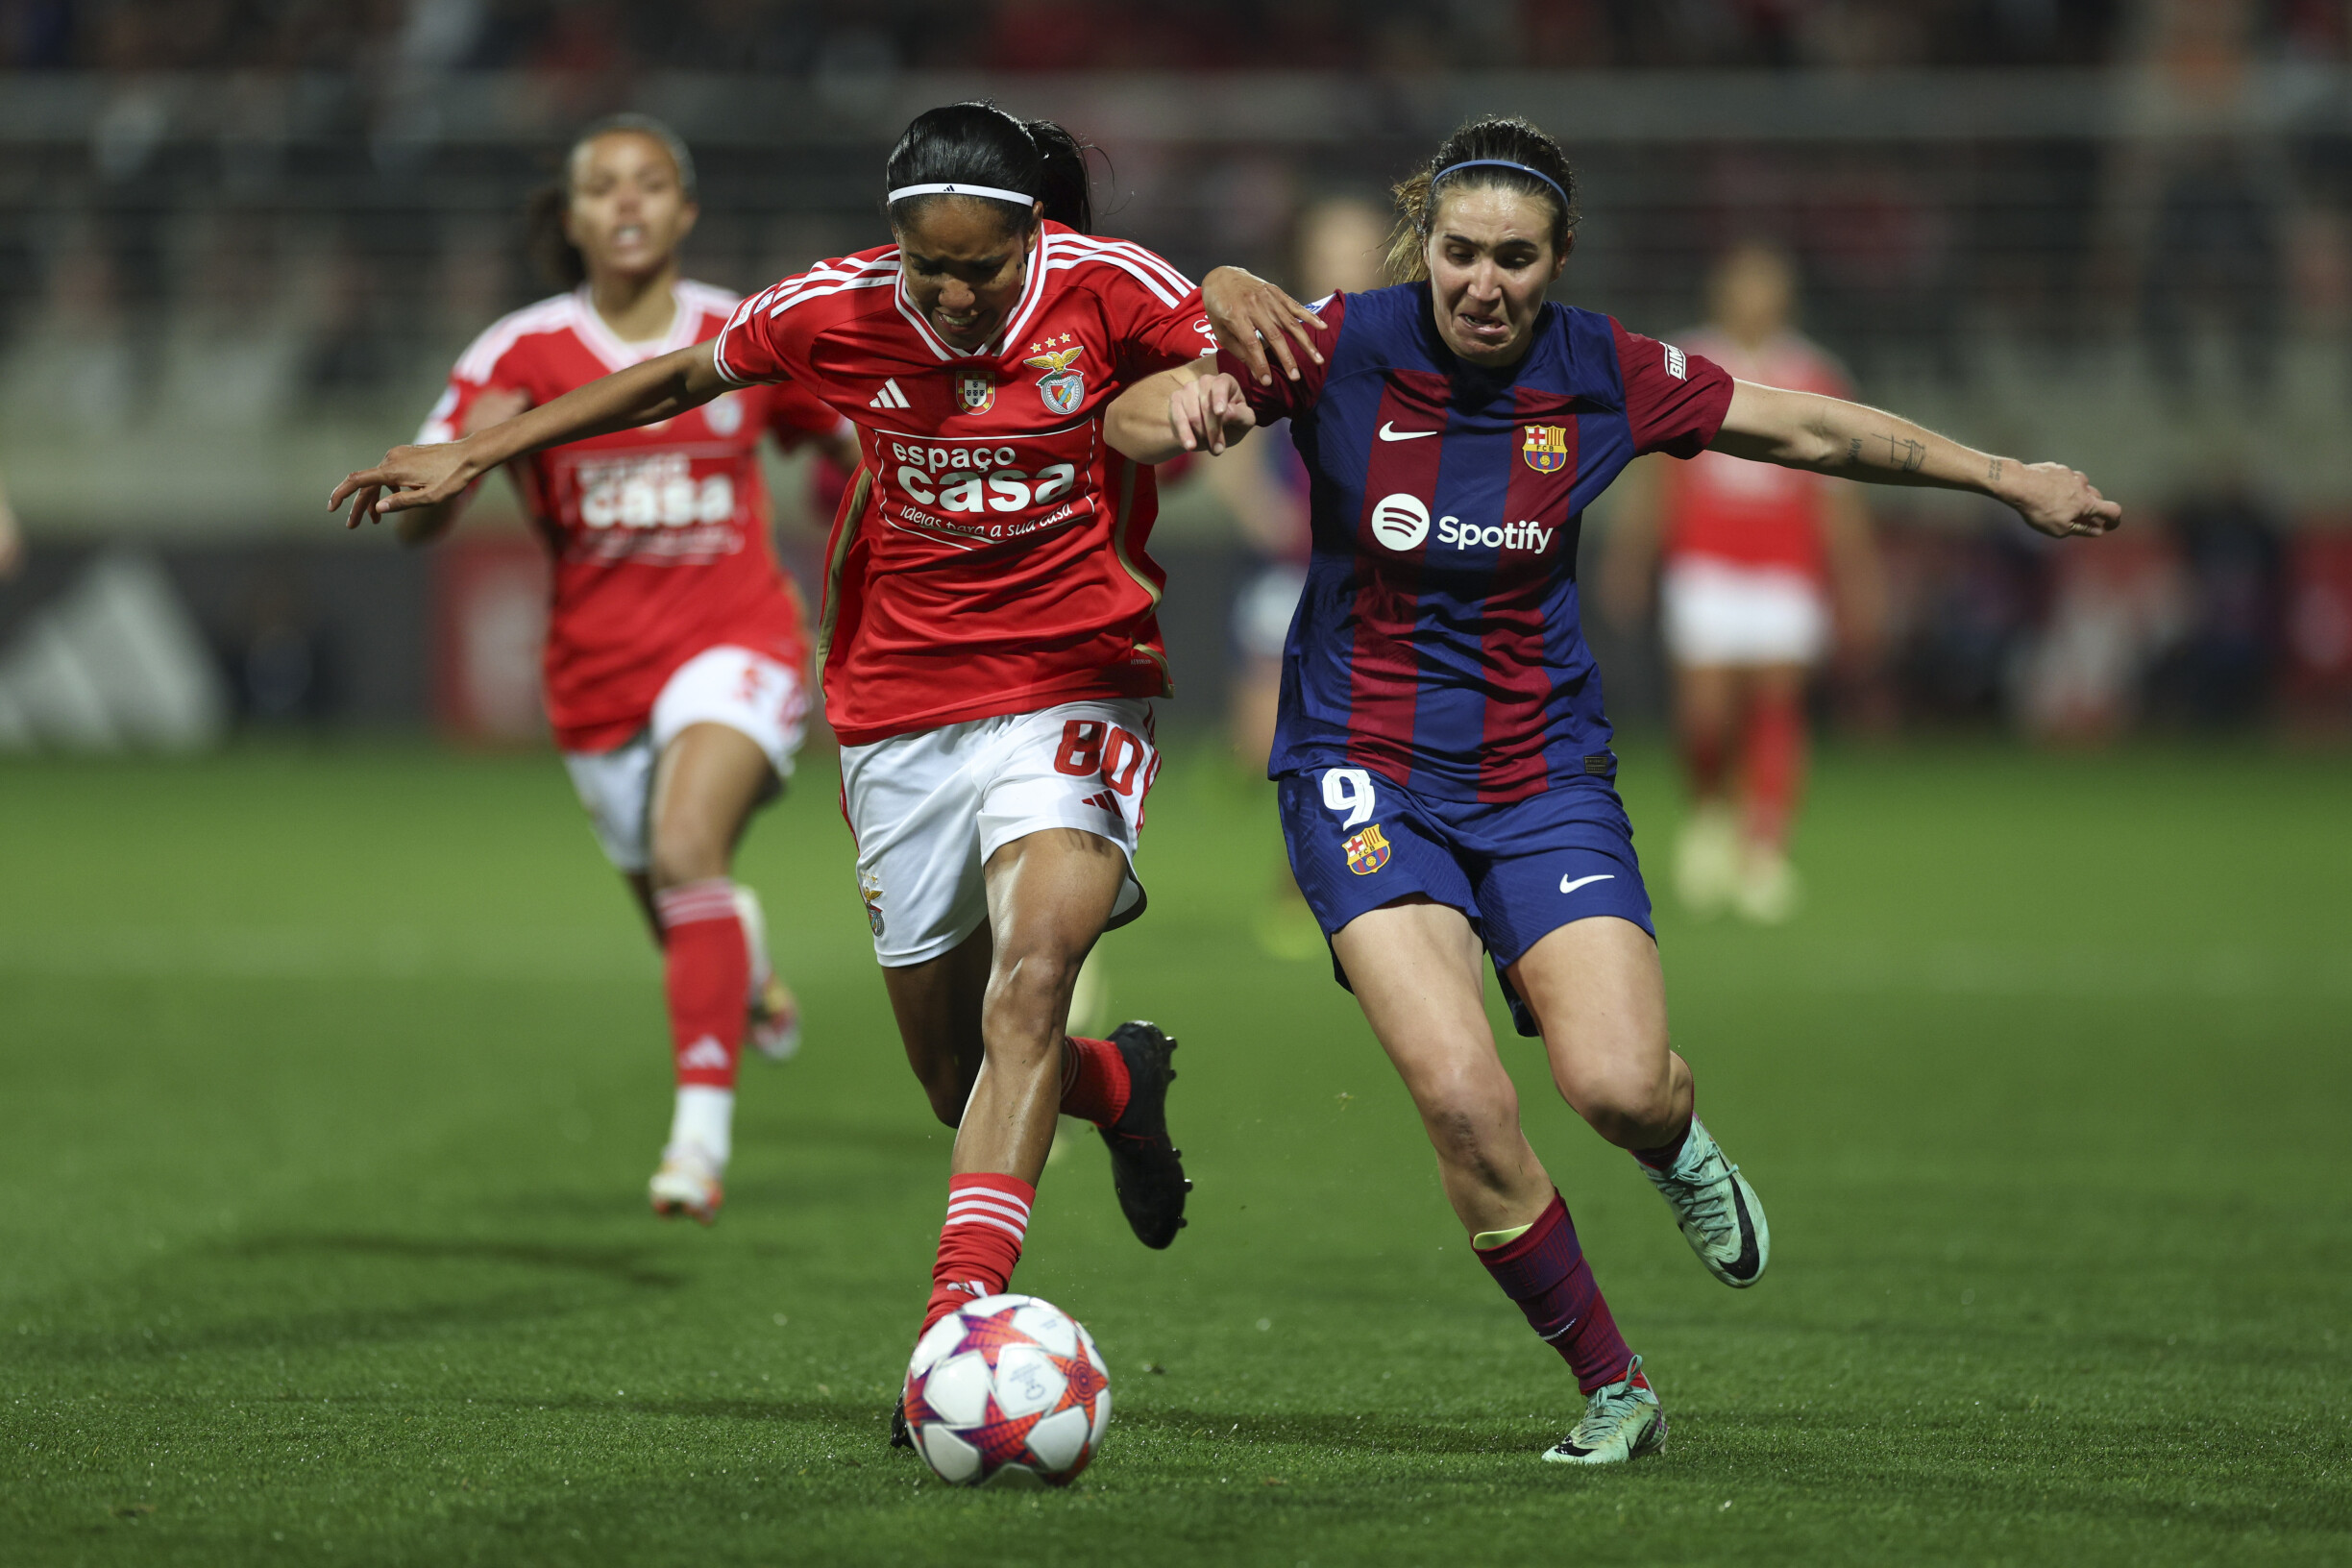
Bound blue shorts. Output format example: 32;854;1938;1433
1276;763;1654;1036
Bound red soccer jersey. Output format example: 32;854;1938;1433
422;282;843;751
710;221;1212;745
1656;327;1851;582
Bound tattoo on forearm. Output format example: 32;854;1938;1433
1988;458;2004;483
1847;437;1863;465
1882;435;1926;474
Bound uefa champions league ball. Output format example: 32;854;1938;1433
901;1293;1112;1487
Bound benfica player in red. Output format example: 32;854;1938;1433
1115;116;2119;1462
363;116;851;1224
1603;241;1886;923
331;103;1321;1438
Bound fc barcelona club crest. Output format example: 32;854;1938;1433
1522;425;1569;473
1024;336;1087;416
954;371;996;414
1344;822;1392;876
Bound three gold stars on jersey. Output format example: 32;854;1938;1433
949;332;1089;417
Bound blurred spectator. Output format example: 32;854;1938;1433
2014;525;2189;743
2147;482;2284;726
2279;527;2352;726
302;234;403;401
0;0;2158;75
234;565;332;725
2143;146;2283;394
1882;519;2045;725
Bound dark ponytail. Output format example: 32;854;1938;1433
524;113;699;291
1386;115;1579;283
884;101;1093;235
526;183;585;289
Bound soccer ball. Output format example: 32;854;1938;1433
901;1293;1112;1487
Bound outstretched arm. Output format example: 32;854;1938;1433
1106;362;1258;464
391;387;531;547
330;341;728;528
1713;380;2121;539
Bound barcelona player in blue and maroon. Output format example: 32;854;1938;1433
1112;115;2120;1464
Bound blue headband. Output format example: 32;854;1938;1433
1432;159;1570;213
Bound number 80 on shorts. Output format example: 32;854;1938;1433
1053;720;1156;800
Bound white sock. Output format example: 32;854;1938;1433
730;885;773;999
668;1086;735;1167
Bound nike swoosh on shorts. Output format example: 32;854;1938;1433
1559;873;1617;894
1378;422;1436;441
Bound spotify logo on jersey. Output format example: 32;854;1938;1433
1369;492;1431;551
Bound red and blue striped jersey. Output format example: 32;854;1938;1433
1222;282;1734;802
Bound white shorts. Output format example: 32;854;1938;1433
840;698;1160;968
562;644;809;873
1660;557;1830;667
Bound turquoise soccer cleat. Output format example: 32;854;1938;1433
1641;1115;1769;1287
1543;1356;1667;1465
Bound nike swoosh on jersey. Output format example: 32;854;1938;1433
1377;422;1437;441
1559;873;1617;894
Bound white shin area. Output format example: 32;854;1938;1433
667;1085;735;1166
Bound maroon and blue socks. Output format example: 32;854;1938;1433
1633;1115;1694;1172
1474;1190;1635;1394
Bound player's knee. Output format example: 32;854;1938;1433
1566;1061;1676;1141
1411;1061;1519;1159
982;947;1082;1034
648;820;729;891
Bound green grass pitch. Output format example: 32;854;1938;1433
2;737;2347;1565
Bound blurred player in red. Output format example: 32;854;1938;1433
1603;242;1885;922
332;103;1320;1436
382;116;852;1223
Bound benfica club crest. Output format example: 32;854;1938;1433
1343;822;1391;876
954;371;995;414
1023;337;1087;416
1522;425;1569;473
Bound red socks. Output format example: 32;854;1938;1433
911;1041;1121;1340
921;1173;1035;1335
1058;1036;1132;1127
656;879;747;1091
1743;689;1806;848
1475;1192;1635;1394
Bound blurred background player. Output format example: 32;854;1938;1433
1602;242;1885;923
378;115;852;1224
0;464;22;578
331;102;1324;1443
1116;112;2120;1465
1202;194;1387;958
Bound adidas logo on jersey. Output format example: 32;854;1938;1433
1079;790;1119;814
870;379;911;409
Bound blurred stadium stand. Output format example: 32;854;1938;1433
2;0;2349;740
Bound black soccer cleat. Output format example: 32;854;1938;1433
1098;1019;1191;1250
890;1394;914;1450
